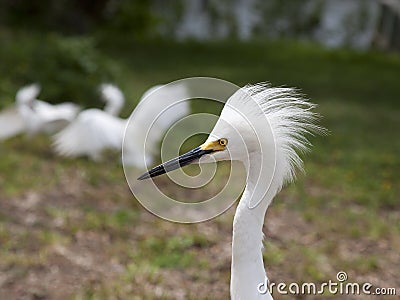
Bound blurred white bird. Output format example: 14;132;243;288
0;84;80;140
99;83;125;116
53;83;190;166
0;107;26;141
138;83;325;299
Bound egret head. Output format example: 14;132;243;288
137;86;261;180
138;83;323;186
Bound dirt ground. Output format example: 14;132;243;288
0;169;398;299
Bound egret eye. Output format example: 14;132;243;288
219;138;228;146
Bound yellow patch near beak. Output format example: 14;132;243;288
200;138;228;152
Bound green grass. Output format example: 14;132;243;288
0;30;399;299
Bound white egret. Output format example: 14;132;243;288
53;83;190;166
0;84;80;140
138;83;324;299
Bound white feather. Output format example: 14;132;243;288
53;83;190;167
53;109;126;160
0;84;80;140
0;107;26;140
21;100;80;135
99;83;125;116
216;83;325;299
15;83;41;106
238;83;325;186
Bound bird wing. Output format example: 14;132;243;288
51;102;81;121
34;100;79;122
0;107;25;140
52;109;125;159
29;100;80;133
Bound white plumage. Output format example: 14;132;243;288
0;84;80;140
138;83;325;299
219;84;323;299
53;83;190;166
52;108;126;161
0;107;26;140
99;83;125;116
52;83;126;161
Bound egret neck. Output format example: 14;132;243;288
231;151;275;300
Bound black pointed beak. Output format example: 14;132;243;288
137;146;213;180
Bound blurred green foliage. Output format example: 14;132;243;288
0;0;108;33
0;0;158;36
0;0;162;108
0;30;119;108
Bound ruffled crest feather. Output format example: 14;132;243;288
240;83;326;186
